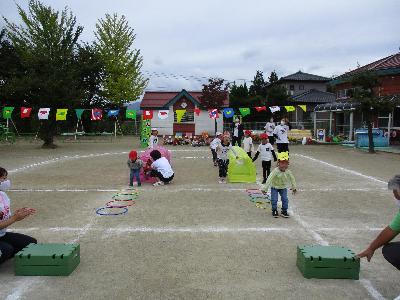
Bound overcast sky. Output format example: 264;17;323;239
1;0;399;91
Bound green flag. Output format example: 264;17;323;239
239;107;251;117
2;107;14;119
126;109;137;120
75;109;85;120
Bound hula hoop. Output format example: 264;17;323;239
121;189;139;195
246;189;263;194
106;200;135;208
96;207;128;216
255;201;270;209
112;193;138;201
249;194;269;200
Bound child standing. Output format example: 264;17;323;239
262;152;297;218
216;135;238;184
127;150;143;187
149;150;174;186
264;117;276;144
273;118;291;153
252;133;277;184
210;132;222;166
0;167;37;265
148;128;159;149
242;130;254;158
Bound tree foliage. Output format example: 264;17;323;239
249;70;267;97
268;70;279;83
200;78;229;109
229;81;249;107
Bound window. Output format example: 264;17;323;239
174;110;194;123
299;85;304;90
289;84;295;91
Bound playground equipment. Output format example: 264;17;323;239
227;146;256;183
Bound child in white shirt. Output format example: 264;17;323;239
210;132;222;166
252;133;277;184
273;118;291;153
242;130;254;158
148;128;159;149
216;135;238;183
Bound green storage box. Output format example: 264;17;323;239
15;243;80;276
297;245;360;279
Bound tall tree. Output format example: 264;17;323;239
249;70;267;97
268;71;279;83
229;81;249;107
95;13;148;105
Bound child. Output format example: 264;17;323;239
242;130;254;158
252;133;277;184
127;150;143;187
0;167;37;265
264;117;276;144
262;152;296;218
149;150;174;186
210;132;222;166
216;135;238;184
273;117;291;153
148;128;159;149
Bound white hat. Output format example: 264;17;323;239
151;128;158;131
216;132;222;136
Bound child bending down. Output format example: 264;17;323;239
0;167;37;265
149;150;174;186
216;135;238;184
127;150;143;187
262;152;296;218
252;133;277;184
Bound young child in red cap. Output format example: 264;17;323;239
242;130;254;158
252;133;277;184
127;150;143;186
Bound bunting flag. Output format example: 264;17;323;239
143;110;153;120
175;109;186;123
194;107;201;116
38;108;50;120
223;108;234;118
158;110;169;120
20;107;32;119
126;109;136;120
239;107;251;117
255;106;267;112
284;106;296;112
2;107;14;119
269;106;280;113
107;109;120;117
299;105;307;112
75;109;85;120
209;109;219;119
56;109;68;121
91;108;103;121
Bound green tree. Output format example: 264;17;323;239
268;70;279;83
229;81;249;107
94;13;148;105
249;70;267;97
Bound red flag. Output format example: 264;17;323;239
20;107;32;118
143;110;153;120
208;109;219;119
91;108;103;121
255;106;267;112
194;107;201;116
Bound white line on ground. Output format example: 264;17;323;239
359;279;386;300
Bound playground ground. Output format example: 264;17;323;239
0;137;399;300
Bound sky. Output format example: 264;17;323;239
1;0;400;91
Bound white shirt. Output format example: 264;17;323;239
210;138;221;150
264;122;275;135
242;137;254;152
273;124;289;144
233;124;239;137
148;135;158;149
151;157;174;178
217;143;237;161
0;191;11;237
256;143;275;161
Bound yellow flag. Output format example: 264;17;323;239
56;109;68;121
175;109;186;123
284;106;295;112
299;105;307;112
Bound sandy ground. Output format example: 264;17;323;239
0;137;399;300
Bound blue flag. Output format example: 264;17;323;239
107;109;120;117
223;108;235;118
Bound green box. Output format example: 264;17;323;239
15;243;80;276
297;245;360;280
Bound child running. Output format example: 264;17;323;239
127;150;143;187
148;128;159;149
149;150;174;186
0;167;37;265
252;133;277;184
262;152;296;218
242;130;254;158
216;135;238;184
210;132;222;166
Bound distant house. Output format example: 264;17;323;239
279;71;331;96
140;89;229;136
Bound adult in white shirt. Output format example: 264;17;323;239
231;119;244;147
149;150;174;186
273;118;291;153
264;117;276;144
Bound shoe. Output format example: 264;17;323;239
261;179;266;184
281;210;290;218
218;178;224;184
214;162;218;167
272;210;279;218
222;178;228;184
153;181;164;186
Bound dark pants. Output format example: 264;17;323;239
150;170;174;183
382;242;400;270
262;160;272;181
268;136;275;145
247;152;252;159
277;143;289;153
211;149;218;164
232;136;241;147
0;232;37;264
129;169;141;186
218;159;229;178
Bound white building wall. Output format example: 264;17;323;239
150;107;174;135
195;111;223;135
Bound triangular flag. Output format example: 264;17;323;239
285;106;296;112
194;107;201;116
56;109;68;121
223;108;234;118
158;110;169;120
175;109;186;123
143;110;153;120
107;109;120;117
75;109;85;120
91;108;103;121
299;105;307;112
125;109;136;120
2;107;14;119
209;109;219;119
239;107;251;117
269;106;280;113
38;108;50;120
20;107;32;119
255;106;266;112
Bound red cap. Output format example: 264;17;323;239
260;133;269;140
245;130;252;136
129;150;137;160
